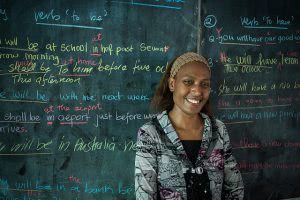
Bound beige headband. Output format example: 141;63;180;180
170;52;209;78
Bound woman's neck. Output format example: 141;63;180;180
168;109;202;130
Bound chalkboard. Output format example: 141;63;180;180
200;0;300;199
1;0;300;199
0;0;199;199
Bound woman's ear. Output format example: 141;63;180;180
168;77;175;92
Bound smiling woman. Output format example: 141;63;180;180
135;52;244;200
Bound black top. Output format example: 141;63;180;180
181;140;212;200
181;140;202;166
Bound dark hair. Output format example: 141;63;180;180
150;55;213;118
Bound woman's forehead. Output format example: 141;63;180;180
176;61;211;77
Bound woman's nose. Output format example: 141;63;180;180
191;84;202;95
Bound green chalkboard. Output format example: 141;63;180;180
200;0;300;199
0;0;199;199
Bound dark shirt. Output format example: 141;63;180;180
181;140;202;166
182;140;212;200
181;140;212;200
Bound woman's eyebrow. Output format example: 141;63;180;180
181;75;210;80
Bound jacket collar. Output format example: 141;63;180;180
156;111;213;160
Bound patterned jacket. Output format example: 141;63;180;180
135;111;244;200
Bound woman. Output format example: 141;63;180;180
135;52;244;200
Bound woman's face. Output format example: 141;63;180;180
169;61;211;116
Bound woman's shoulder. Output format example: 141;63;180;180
139;111;167;130
201;113;228;138
214;119;229;139
138;120;156;133
201;113;226;129
137;119;160;140
214;118;226;128
137;111;167;139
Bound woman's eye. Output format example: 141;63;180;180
183;80;193;85
201;82;210;88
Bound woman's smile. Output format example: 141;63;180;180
185;97;201;105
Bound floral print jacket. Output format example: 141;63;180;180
135;111;244;200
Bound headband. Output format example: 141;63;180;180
170;52;209;78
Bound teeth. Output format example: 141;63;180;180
187;98;200;104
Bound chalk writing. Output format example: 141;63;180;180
34;8;108;30
218;110;300;122
0;9;8;21
0;177;134;199
0;136;137;154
